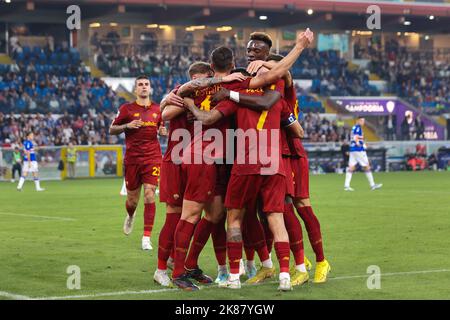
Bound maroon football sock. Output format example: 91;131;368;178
296;206;325;262
172;220;196;278
227;241;243;274
211;217;227;266
274;242;290;273
185;217;213;270
283;203;304;265
157;212;180;270
143;203;155;237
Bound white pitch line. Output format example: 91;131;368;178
0;212;76;222
0;291;32;300
23;268;450;300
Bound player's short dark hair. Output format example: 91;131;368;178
210;46;234;73
231;67;251;77
249;32;273;49
135;75;149;83
188;62;213;78
267;53;284;62
357;115;365;119
27;131;33;136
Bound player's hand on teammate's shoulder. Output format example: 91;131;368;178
211;88;230;105
183;97;196;110
222;72;247;83
247;60;265;76
166;91;184;108
296;28;314;49
127;119;143;129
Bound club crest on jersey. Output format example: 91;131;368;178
133;113;140;117
152;113;158;118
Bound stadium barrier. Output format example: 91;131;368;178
0;145;123;181
1;141;449;181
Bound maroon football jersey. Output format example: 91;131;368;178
215;79;291;176
113;101;162;165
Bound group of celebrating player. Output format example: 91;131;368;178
109;28;331;292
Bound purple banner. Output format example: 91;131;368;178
332;97;445;140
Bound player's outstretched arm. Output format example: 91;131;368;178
247;60;293;88
162;105;185;121
183;98;223;126
211;87;281;111
177;73;248;98
248;28;313;89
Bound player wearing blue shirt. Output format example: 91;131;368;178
17;132;45;192
344;117;382;191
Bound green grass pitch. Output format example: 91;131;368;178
1;171;449;300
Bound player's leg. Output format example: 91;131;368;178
345;153;357;191
243;203;273;284
262;174;292;291
17;162;29;190
31;162;44;191
172;199;203;290
211;213;228;284
142;183;157;250
222;174;260;289
123;165;141;235
224;207;245;289
184;195;223;284
266;212;292;291
172;163;215;291
156;161;183;286
185;163;229;283
120;179;127;196
361;154;382;190
123;186;141;235
283;198;309;286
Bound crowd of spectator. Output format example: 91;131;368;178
368;38;450;114
1;41;127;115
301;112;351;143
0;111;121;147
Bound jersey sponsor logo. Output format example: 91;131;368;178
133;113;140;117
142;121;158;127
245;88;264;94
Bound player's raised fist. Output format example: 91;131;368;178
296;28;314;49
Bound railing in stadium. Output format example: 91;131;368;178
1;141;449;181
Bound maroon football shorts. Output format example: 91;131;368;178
159;161;184;207
283;156;294;198
214;163;231;198
291;156;310;199
125;163;160;191
181;163;216;203
225;174;286;213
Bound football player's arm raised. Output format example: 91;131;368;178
183;98;224;126
248;29;313;89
